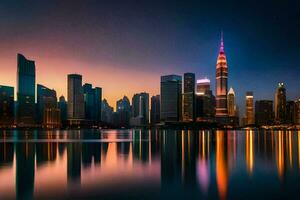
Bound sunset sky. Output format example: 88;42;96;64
0;0;299;112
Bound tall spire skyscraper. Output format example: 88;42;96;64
215;32;229;120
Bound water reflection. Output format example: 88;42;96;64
0;129;300;199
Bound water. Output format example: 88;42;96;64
0;129;299;200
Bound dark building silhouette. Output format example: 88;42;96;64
215;34;229;123
83;83;102;125
130;92;149;126
101;99;113;124
150;95;160;125
274;83;286;124
0;85;14;127
115;96;131;127
58;95;68;123
17;54;36;127
160;75;182;122
182;73;195;122
286;101;297;124
255;100;274;126
67;74;85;126
37;84;60;128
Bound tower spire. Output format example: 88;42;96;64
220;31;224;52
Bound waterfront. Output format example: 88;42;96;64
0;129;300;200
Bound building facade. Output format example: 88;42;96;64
17;54;36;127
83;83;102;124
150;95;160;125
215;34;229;121
130;92;149;126
286;101;296;124
245;92;254;125
115;96;131;127
101;99;113;124
67;74;85;125
227;87;236;117
274;83;286;124
160;75;182;122
182;73;195;122
255;100;274;126
0;85;14;127
58;96;68;123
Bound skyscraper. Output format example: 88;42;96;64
101;99;113;124
215;33;229;122
17;54;36;127
160;75;182;122
255;100;274;126
296;99;300;124
227;87;236;117
245;92;254;125
115;96;131;127
150;95;160;125
67;74;85;125
58;95;68;123
37;84;57;123
182;73;195;122
0;85;14;127
83;83;102;124
130;92;149;126
195;78;215;122
274;83;286;124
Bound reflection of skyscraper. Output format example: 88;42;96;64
274;83;286;124
245;92;254;125
150;95;160;125
83;83;102;124
255;100;274;126
183;73;195;122
67;142;82;184
215;34;229;122
37;84;60;128
130;92;149;126
160;75;182;122
17;54;36;127
67;74;85;125
0;85;14;127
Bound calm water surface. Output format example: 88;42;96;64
0;129;300;200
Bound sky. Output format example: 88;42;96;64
0;0;299;113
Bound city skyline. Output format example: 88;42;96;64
0;1;299;111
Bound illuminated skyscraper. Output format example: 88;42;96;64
215;33;229;121
0;85;14;127
17;54;36;127
160;75;182;122
274;83;286;124
196;78;210;95
245;92;254;125
182;73;195;122
67;74;85;124
227;87;236;117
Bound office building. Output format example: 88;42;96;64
255;100;274;126
150;95;160;125
83;83;102;124
182;73;195;122
196;78;210;95
115;96;131;127
58;96;68;123
0;85;14;127
160;75;182;122
274;83;286;124
101;99;113;124
296;99;300;124
286;101;296;124
227;87;236;117
67;74;85;125
215;33;229;121
245;92;254;125
130;92;149;126
17;54;36;127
